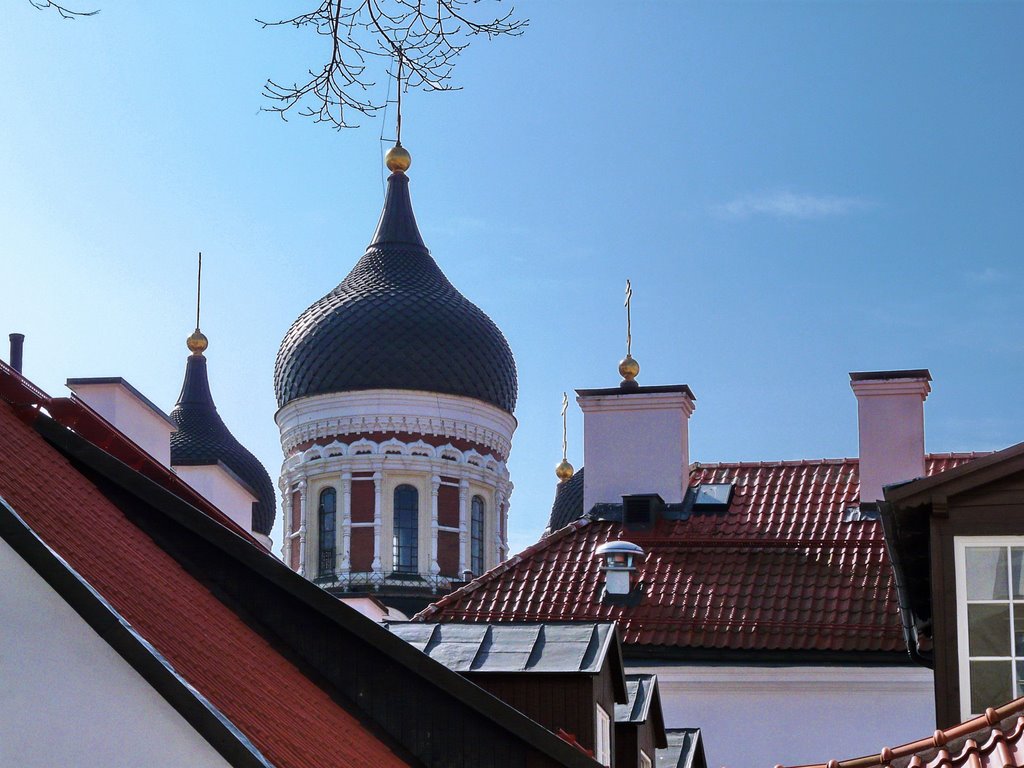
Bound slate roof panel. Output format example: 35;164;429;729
420;456;985;653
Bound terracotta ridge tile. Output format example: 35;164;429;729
783;698;1024;768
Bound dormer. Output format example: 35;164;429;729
882;442;1024;727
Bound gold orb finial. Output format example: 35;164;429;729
619;354;640;389
556;458;575;482
385;142;411;173
187;329;208;356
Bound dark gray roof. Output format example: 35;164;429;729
169;354;276;535
274;170;517;414
615;674;657;724
658;730;706;768
389;622;617;674
547;467;585;532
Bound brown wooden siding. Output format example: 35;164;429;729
469;674;598;754
932;484;1024;727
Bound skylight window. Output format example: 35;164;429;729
691;483;733;510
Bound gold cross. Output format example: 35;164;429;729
624;279;633;357
561;392;569;460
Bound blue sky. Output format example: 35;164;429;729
2;1;1022;554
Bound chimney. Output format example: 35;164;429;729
9;333;24;373
850;369;931;506
577;384;696;515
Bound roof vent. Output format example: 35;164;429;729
622;493;663;530
595;540;645;604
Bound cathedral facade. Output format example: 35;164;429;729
274;145;517;614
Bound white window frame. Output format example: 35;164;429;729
954;536;1024;720
595;704;611;767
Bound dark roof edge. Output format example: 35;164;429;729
576;384;696;400
66;376;178;428
849;369;931;382
0;493;273;768
33;413;601;768
622;646;915;665
884;440;1024;507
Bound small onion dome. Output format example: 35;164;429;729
619;354;640;389
555;458;575;482
274;153;517;414
170;340;276;536
547;467;585;533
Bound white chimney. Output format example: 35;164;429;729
577;385;696;515
850;369;931;506
66;377;177;467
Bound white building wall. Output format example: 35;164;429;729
0;538;232;768
175;463;258;534
66;379;176;467
629;663;935;768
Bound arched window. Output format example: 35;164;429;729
317;488;336;578
471;495;485;575
393;485;419;573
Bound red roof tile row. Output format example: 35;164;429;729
419;456;984;654
0;381;412;766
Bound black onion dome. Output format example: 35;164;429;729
170;354;277;535
274;170;518;414
547;467;585;532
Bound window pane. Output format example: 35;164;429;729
1015;605;1024;656
969;604;1011;656
966;547;1009;600
393;485;419;573
970;660;1012;713
1013;549;1024;599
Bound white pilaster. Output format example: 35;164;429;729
458;479;469;575
297;481;308;577
429;475;441;576
338;472;352;574
371;472;383;574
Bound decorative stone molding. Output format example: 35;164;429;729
276;389;517;459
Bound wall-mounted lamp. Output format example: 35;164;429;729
595;540;645;601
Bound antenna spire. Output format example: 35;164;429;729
385;47;412;173
186;252;209;356
555;391;575;482
618;279;639;389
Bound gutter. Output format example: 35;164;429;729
878;501;934;669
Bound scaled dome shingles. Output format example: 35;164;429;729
274;172;518;415
170;355;277;535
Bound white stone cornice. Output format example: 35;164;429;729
276;389;516;458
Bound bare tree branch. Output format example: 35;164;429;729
258;0;526;130
28;0;99;20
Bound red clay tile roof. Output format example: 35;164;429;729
418;456;984;654
785;696;1024;768
0;385;413;766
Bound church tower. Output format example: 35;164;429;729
274;144;517;615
